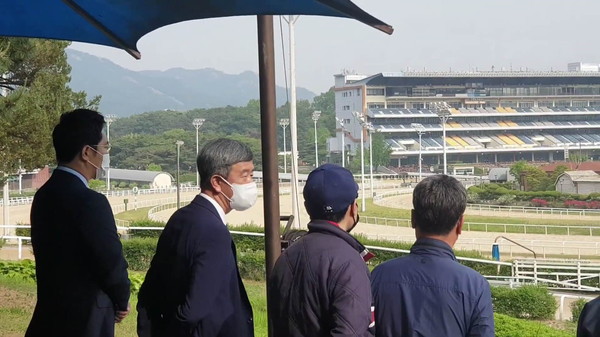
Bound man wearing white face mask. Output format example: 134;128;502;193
138;138;255;337
27;109;130;337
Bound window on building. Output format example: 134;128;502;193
342;105;350;111
366;88;385;96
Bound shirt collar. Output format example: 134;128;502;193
55;166;89;188
200;193;227;225
411;237;456;260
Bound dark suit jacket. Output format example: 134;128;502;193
577;296;600;337
137;195;254;337
25;169;130;337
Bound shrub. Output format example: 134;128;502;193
496;194;516;205
494;313;571;337
491;285;557;319
237;250;266;281
15;222;31;237
0;259;36;281
129;219;165;238
531;198;549;207
571;298;588;322
129;272;146;295
122;238;158;271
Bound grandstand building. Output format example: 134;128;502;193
331;70;600;168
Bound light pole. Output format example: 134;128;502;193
336;117;346;167
353;111;366;212
312;111;321;167
411;123;426;181
432;102;451;175
366;123;375;198
279;118;290;174
176;140;184;209
104;114;117;190
192;118;205;188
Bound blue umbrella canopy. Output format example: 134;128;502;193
1;0;392;58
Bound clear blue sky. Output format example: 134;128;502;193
70;0;600;95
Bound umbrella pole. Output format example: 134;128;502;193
257;14;281;336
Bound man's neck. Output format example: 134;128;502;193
60;162;91;181
415;231;457;248
202;189;231;214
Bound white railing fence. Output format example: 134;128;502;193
360;215;600;237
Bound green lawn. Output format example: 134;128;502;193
0;275;578;337
114;207;153;222
0;275;267;337
364;199;600;229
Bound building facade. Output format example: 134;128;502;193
332;70;600;168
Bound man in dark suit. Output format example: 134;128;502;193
26;109;131;337
137;138;255;337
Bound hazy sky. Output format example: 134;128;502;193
70;0;600;95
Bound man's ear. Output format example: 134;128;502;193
81;145;92;162
455;214;464;236
411;209;416;229
210;175;223;194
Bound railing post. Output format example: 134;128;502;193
533;260;538;285
577;261;582;290
17;238;23;260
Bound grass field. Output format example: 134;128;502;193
114;207;152;222
363;199;600;236
0;274;576;337
0;275;268;337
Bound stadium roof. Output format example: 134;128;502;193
343;72;600;87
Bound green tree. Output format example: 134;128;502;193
0;38;99;183
147;163;162;171
369;132;392;169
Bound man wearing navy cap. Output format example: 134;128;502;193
268;164;374;337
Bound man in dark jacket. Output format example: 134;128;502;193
26;109;130;337
371;175;494;337
268;164;374;337
577;296;600;337
137;138;255;337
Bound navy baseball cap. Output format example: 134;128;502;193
303;164;359;218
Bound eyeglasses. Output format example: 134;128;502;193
92;143;111;153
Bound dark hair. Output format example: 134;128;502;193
412;175;467;235
197;138;253;190
52;109;105;164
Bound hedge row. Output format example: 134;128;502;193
468;183;600;202
491;285;557;320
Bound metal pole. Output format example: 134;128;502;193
3;178;9;237
106;121;111;190
369;128;374;198
341;130;345;168
418;132;423;181
193;119;205;188
283;125;287;174
196;127;199;186
104;114;116;191
360;123;366;212
442;115;447;175
314;119;318;166
258;15;281;337
312;111;321;167
287;15;301;228
176;141;183;209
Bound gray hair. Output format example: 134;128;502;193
197;138;253;190
412;175;467;235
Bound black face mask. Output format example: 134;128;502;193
347;213;360;233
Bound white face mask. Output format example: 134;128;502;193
87;147;110;178
219;177;258;211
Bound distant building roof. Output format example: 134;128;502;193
488;167;511;181
561;170;600;182
542;162;600;173
108;169;173;183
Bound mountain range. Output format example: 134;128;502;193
67;49;316;116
